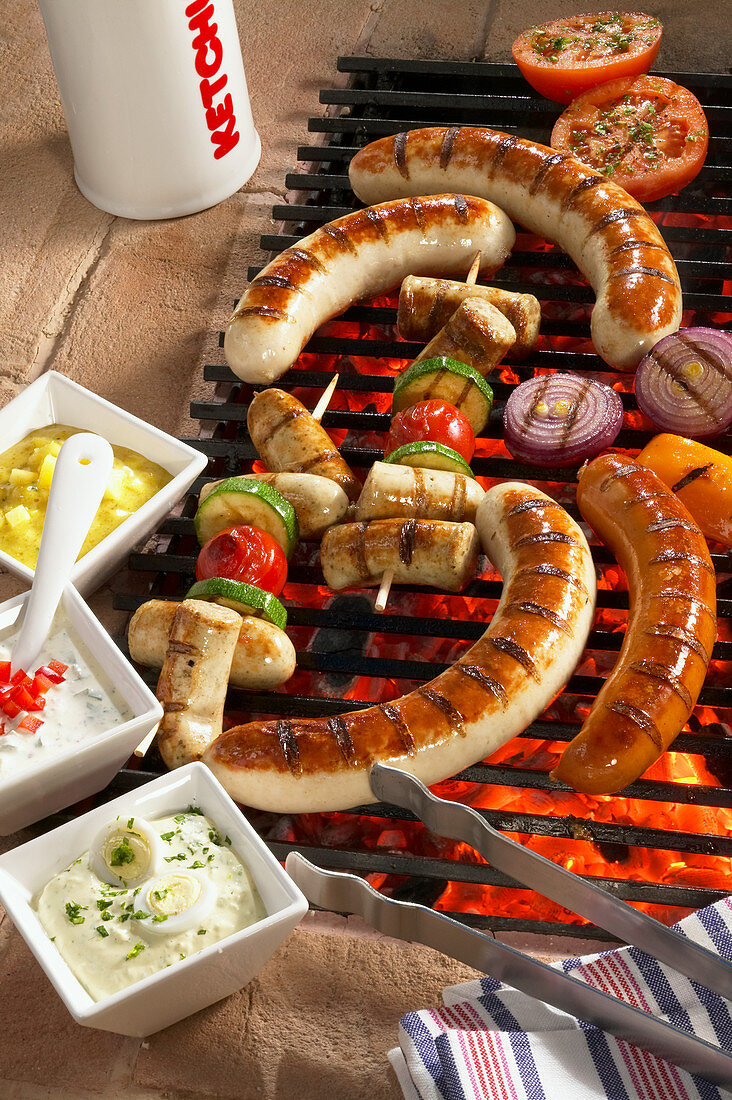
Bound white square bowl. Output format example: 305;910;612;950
0;371;207;595
0;763;308;1036
0;583;163;835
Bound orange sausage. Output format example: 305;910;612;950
551;453;717;794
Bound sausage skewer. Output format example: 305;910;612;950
375;250;482;614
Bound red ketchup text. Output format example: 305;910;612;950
185;0;240;160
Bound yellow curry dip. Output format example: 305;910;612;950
0;425;172;569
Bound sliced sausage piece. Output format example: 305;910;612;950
321;518;479;593
224;194;516;384
399;276;541;360
247;388;361;501
551;454;717;794
349;127;682;372
129;600;297;691
414;297;516;377
200;472;349;539
203;483;597;813
156;600;242;770
355;461;485;524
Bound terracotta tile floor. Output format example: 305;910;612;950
0;0;727;1095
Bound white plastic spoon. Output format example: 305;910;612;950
11;432;114;675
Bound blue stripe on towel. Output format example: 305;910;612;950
509;1031;548;1100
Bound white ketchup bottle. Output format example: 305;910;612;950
38;0;261;219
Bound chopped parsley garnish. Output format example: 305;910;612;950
109;837;135;867
189;861;205;870
164;853;187;863
152;888;169;901
96;899;114;911
126;942;145;960
160;831;179;843
65;901;87;925
132;910;150;920
152;914;168;924
197;929;207;935
101;910;114;922
127;818;135;829
96;926;109;938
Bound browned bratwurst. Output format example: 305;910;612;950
349;127;682;371
247;387;361;501
552;454;717;794
203;482;596;812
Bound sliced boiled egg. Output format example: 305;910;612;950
138;871;216;936
89;817;163;888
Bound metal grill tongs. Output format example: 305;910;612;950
286;764;732;1088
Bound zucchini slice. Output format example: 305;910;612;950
392;357;493;434
383;441;475;477
194;477;298;557
186;578;287;631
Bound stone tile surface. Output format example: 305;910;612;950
135;926;480;1099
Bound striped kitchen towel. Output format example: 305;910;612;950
389;894;732;1100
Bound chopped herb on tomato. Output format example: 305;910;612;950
513;12;662;104
551;74;709;202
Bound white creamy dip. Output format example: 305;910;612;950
0;609;132;782
35;810;267;1000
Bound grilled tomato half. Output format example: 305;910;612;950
512;11;662;104
551;73;709;202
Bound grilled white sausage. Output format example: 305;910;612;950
349;127;682;371
129;600;297;691
321;518;479;592
200;472;349;539
156;600;242;770
203;484;596;812
399;275;541;360
414;297;516;376
224;194;516;384
355;461;485;524
247;388;361;501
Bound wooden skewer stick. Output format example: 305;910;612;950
466;250;482;286
374;568;394;614
134;721;160;759
312;373;340;423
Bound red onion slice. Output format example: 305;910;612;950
635;328;732;439
503;374;623;467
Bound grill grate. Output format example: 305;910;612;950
99;57;732;942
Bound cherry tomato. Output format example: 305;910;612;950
551;74;709;202
385;401;475;463
195;525;287;596
512;12;662;105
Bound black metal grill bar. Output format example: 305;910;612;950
266;842;727;909
336;55;732;90
115;57;732;941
